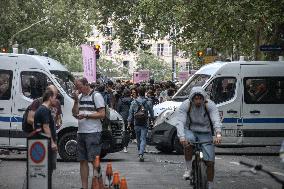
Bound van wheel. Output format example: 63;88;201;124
174;134;184;154
58;131;77;161
100;150;107;159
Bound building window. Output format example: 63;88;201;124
105;43;112;55
206;77;237;104
244;77;284;104
157;43;164;56
105;27;112;37
0;70;12;100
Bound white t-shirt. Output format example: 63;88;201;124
77;91;105;133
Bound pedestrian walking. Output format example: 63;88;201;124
72;78;106;189
128;87;154;162
117;89;132;153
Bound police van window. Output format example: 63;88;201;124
206;77;237;104
0;70;12;100
175;74;210;97
244;77;284;104
21;71;50;99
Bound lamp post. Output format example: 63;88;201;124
9;18;48;53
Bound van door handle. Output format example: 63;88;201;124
18;108;26;112
227;110;238;114
0;108;4;110
250;110;260;114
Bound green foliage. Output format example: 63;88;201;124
94;0;284;60
136;51;171;81
44;42;83;72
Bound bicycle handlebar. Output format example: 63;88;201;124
239;161;284;186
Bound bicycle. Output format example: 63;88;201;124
239;161;284;189
186;140;212;189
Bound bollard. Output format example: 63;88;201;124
27;133;51;189
120;177;128;189
105;163;113;188
112;172;120;189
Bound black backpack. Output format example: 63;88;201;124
22;98;43;133
134;100;148;126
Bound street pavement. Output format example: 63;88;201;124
0;144;283;189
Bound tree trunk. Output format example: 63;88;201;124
254;25;261;61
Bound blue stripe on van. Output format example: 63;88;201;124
243;118;284;124
0;116;23;122
223;118;284;124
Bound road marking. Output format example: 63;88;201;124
229;161;240;166
272;172;284;177
215;157;222;160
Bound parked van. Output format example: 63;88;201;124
0;53;126;160
149;60;284;153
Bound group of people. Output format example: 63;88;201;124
30;77;222;189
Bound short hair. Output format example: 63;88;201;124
78;77;89;86
137;87;146;97
42;89;55;102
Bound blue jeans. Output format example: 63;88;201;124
134;126;148;155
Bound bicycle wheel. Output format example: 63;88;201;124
197;161;208;189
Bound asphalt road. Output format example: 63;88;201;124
0;144;283;189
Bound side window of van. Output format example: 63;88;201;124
21;72;50;99
206;77;237;104
0;70;13;100
244;77;284;104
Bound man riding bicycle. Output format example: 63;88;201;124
175;87;222;189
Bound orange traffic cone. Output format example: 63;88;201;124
92;156;104;189
113;172;120;189
105;163;113;188
120;177;128;189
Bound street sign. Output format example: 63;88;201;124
260;45;283;52
27;134;51;189
204;56;217;64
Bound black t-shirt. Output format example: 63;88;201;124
34;105;56;142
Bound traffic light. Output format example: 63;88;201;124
197;51;204;58
197;50;204;63
94;45;100;60
1;47;8;53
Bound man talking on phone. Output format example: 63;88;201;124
72;78;105;189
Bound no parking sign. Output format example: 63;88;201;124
27;133;51;189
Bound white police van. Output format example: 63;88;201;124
0;52;126;160
149;59;284;153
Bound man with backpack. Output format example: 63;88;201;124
33;88;59;173
175;87;222;189
128;87;154;162
72;78;105;189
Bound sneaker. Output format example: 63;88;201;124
123;147;128;153
183;170;191;180
139;155;144;162
133;139;137;144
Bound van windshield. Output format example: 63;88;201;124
174;74;210;98
50;71;75;97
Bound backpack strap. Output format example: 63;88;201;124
187;100;214;136
204;101;215;136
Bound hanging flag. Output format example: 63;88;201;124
81;45;96;83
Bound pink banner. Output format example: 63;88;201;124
178;71;189;81
81;45;96;83
138;70;150;82
133;72;140;84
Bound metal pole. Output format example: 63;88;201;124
172;43;175;82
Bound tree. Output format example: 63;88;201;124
94;0;284;60
136;51;171;81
